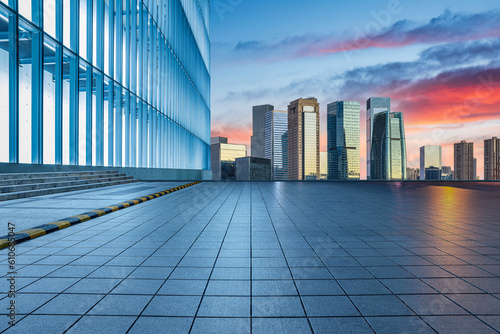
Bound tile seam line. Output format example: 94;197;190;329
0;182;203;250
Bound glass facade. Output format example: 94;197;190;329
264;110;288;180
211;142;246;180
303;111;318;180
0;0;210;170
367;97;406;180
420;145;442;180
327;101;360;180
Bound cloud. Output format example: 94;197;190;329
227;10;500;62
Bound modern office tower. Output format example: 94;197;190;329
366;97;407;180
288;98;320;180
235;157;272;180
484;137;500;180
320;152;328;180
420;146;442;180
327;101;360;180
264;110;288;180
211;141;247;180
454;141;474;180
251;104;274;158
441;166;453;180
0;1;211;179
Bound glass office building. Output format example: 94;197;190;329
287;98;320;180
327;101;360;180
420;145;442;180
264;110;288;180
0;0;210;173
367;97;407;180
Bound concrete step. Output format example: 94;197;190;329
0;178;141;201
0;175;134;194
0;173;124;186
0;170;119;180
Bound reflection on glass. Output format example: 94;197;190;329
43;38;56;164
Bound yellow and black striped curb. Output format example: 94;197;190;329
0;181;202;250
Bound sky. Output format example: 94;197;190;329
209;0;500;179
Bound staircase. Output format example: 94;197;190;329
0;170;140;201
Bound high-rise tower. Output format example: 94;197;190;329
287;98;320;180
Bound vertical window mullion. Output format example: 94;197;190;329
31;27;43;164
8;9;19;163
69;54;79;165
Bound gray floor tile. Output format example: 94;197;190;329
423;315;497;334
302;296;360;316
191;318;250;334
88;295;151;316
252;280;298;296
399;294;469;315
128;317;192;333
252;296;305;317
110;279;164;295
197;296;250;317
67;315;137;334
252;318;311;334
142;295;201;316
4;315;79;333
310;317;373;334
295;280;344;296
351;295;414;316
34;294;103;315
366;316;435;334
205;280;250;296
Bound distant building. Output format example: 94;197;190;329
366;97;407;180
454;141;474;180
473;158;477;180
420;145;442;180
235;157;272;180
320;152;328;180
211;137;228;144
251;105;274;158
264;110;288;180
288;98;320;180
211;139;247;180
425;167;442;180
407;168;420;180
441;166;453;180
484;137;500;180
327;101;360;180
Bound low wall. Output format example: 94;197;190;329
0;163;212;181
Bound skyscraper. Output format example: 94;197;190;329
420;145;442;180
366;97;407;180
0;0;211;179
288;98;320;180
454;141;474;180
251;104;274;158
264;110;288;180
484;137;500;180
327;101;360;180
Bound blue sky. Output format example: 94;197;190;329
210;0;500;178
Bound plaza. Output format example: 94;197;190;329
1;181;499;333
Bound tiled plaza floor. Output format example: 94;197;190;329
0;181;499;333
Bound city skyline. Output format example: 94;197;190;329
210;0;500;180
